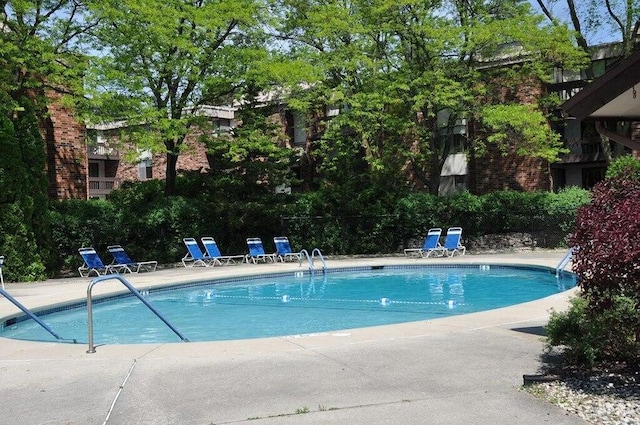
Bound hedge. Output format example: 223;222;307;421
46;180;590;278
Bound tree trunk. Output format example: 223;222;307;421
164;150;178;196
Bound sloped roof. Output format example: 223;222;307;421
561;48;640;121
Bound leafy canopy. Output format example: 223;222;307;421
273;0;586;193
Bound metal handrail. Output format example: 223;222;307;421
0;255;4;289
311;248;327;273
0;286;76;343
298;249;327;273
556;247;574;278
299;249;313;271
86;274;189;353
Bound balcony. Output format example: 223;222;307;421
88;177;119;199
548;80;589;102
558;139;607;164
564;138;602;154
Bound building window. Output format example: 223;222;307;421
138;159;153;180
437;110;467;154
454;175;467;191
292;111;306;146
214;118;232;132
446;134;466;154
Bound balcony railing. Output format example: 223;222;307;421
548;80;589;102
88;144;119;159
565;139;603;154
88;177;119;198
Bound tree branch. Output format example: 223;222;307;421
533;0;555;23
604;0;625;38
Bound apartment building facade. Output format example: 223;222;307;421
44;45;637;200
550;43;638;190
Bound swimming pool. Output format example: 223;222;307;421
0;265;574;344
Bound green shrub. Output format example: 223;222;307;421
478;190;546;233
394;192;443;245
546;297;596;366
542;187;591;246
437;192;484;236
546;295;640;367
605;155;640;180
49;199;123;275
0;204;47;282
46;176;588;276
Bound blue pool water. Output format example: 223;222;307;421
1;265;574;344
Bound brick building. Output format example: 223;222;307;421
80;106;234;199
45;46;636;200
44;93;88;200
40;95;566;200
465;72;551;194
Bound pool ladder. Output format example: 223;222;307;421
86;274;189;353
555;247;574;278
299;248;327;273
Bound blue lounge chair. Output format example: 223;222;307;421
404;228;444;258
273;236;302;263
78;247;121;277
181;238;214;267
107;245;158;273
441;227;466;257
201;237;246;265
245;238;277;263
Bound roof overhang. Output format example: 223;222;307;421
561;49;640;121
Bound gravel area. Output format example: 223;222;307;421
526;369;640;424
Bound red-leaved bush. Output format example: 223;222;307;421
570;173;640;309
547;170;640;366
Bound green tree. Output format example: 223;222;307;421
1;1;93;280
1;1;92;101
275;0;585;195
0;98;49;281
202;104;298;199
83;0;276;196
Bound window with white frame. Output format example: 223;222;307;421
137;150;153;180
138;159;152;180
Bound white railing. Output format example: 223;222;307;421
88;144;119;158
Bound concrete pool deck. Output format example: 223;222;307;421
0;251;587;425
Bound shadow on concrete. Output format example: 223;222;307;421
511;326;546;336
